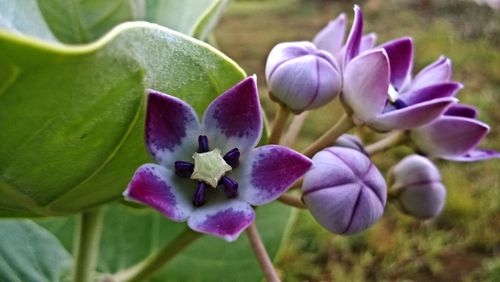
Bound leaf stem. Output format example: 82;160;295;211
283;111;310;147
278;194;306;209
302;113;355;157
268;105;291;144
246;223;281;282
73;208;103;282
113;228;201;282
365;131;408;155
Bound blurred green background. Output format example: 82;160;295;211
214;0;499;281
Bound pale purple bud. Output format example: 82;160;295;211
302;147;386;235
265;41;342;113
334;134;368;156
389;155;446;219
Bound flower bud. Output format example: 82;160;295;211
334;134;368;156
265;41;342;113
302;147;386;235
388;155;446;219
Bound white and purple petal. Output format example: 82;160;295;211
444;104;477;118
203;76;263;154
146;90;200;166
400;82;463;105
443;149;500;162
360;32;377;53
410;116;490;157
409;56;452;91
313;13;347;55
124;164;194;222
187;198;255;242
380;37;413;90
343;5;363;66
235;145;312;206
370;97;457;131
342;49;390;124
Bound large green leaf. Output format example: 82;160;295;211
39;202;295;282
0;22;245;217
0;220;72;282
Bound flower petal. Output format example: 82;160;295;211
234;145;312;206
124;164;194;222
410;116;490;157
360;32;377;52
344;5;363;66
313;13;347;54
370;97;456;131
444;104;477;118
400;82;463;105
265;41;317;82
342;49;390;123
187;198;255;242
146;90;200;166
410;56;452;91
380;37;413;90
443;149;500;162
203;76;263;154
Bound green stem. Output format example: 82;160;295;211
114;228;201;282
246;223;281;282
278;193;306;209
283;111;310;147
302;113;355;158
73;208;103;282
268;105;291;144
365;131;408;155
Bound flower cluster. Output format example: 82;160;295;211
124;5;498;242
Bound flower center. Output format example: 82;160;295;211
388;84;407;109
174;135;241;207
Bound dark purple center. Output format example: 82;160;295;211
392;98;407;109
174;135;240;207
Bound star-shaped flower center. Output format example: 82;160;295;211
191;149;232;187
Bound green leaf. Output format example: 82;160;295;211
0;22;245;217
0;220;72;282
39;202;296;282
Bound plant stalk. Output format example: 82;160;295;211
283;111;310;147
365;131;408;155
268;105;291;144
113;228;201;282
302;113;355;157
278;194;306;209
246;223;281;282
73;208;103;282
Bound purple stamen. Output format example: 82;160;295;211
198;135;209;153
174;161;194;177
392;99;407;109
193;182;207;207
219;176;239;198
223;148;240;168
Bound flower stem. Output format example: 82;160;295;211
268;105;291;144
365;131;408;155
302;113;355;157
113;228;201;282
283;111;310;147
246;223;281;282
278;194;306;209
73;208;103;282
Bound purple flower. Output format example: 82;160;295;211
410;104;500;161
302;147;386;235
389;155;446;219
124;77;312;241
341;45;459;132
265;41;342;113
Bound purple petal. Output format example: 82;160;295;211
124;164;194;222
409;56;452;91
235;145;312;206
380;37;413;90
444;104;478;119
187;199;255;241
146;90;200;165
443;149;500;162
313;13;347;54
410;116;490;157
342;49;390;123
400;82;463;105
360;32;377;52
371;97;457;131
344;5;363;66
203;76;262;154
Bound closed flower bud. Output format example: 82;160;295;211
302;147;387;235
388;155;446;219
265;41;342;113
334;134;368;156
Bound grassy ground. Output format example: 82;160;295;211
215;0;500;281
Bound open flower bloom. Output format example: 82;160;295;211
341;42;459;132
410;104;500;161
124;76;312;241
